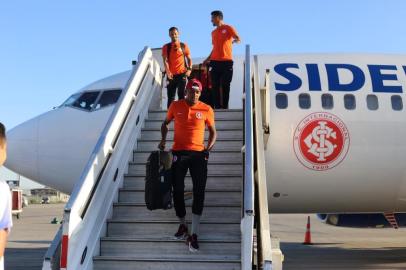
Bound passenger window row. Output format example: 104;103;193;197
275;93;403;111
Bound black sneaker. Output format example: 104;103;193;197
174;224;188;239
187;234;199;252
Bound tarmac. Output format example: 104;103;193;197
4;203;64;270
3;204;406;270
270;214;406;270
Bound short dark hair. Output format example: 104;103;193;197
0;122;6;145
169;27;178;33
211;10;223;19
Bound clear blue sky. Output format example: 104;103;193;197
1;0;406;187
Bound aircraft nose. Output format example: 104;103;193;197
4;117;39;181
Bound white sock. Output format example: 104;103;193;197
179;217;187;226
191;214;201;236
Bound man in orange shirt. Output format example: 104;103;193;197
159;79;217;252
162;27;193;108
204;10;241;109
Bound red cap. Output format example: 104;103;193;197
186;79;203;91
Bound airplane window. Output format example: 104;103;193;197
344;94;356;110
275;93;288;109
366;95;379;110
321;94;334;110
72;92;100;111
61;93;81;107
94;89;122;110
299;93;311;109
391;95;403;111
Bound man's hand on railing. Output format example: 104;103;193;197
158;139;166;150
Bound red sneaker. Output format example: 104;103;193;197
187;233;199;252
174;224;188;239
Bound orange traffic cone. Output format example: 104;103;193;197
303;216;313;245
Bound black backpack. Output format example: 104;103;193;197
166;42;190;70
145;151;173;210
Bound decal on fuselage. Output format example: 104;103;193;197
293;112;350;171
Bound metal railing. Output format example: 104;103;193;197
241;44;255;270
57;47;162;270
243;47;284;270
252;56;283;270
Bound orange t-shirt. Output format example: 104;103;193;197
162;42;191;75
166;100;215;151
210;24;238;61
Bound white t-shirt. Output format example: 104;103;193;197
0;180;12;270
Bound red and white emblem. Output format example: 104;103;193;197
293;112;350;171
195;112;202;119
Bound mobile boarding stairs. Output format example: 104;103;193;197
43;45;283;270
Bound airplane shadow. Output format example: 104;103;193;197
5;247;47;270
280;242;406;270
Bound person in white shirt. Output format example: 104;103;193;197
0;123;12;270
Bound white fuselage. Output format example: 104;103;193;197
256;54;406;213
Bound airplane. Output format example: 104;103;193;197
4;50;406;218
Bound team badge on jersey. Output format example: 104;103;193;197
293;112;350;171
195;112;202;119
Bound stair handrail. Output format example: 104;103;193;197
250;55;284;270
241;44;255;270
252;55;275;269
59;47;162;270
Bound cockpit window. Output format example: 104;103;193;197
72;92;100;111
61;89;122;111
61;93;81;107
94;90;122;110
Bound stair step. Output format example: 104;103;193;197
140;129;242;140
144;119;243;129
119;190;241;205
123;176;242;190
128;163;242;175
136;140;242;151
147;110;243;120
133;151;242;163
107;220;240;240
93;257;241;270
100;237;241;260
112;205;241;222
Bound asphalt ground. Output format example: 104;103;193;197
4;204;406;270
270;214;406;270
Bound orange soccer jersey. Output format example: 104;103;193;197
166;100;215;151
210;24;238;61
162;42;190;75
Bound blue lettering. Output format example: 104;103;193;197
306;64;322;91
325;64;365;91
368;65;402;93
274;63;302;91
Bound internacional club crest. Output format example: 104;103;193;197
195;112;202;119
293;112;350;171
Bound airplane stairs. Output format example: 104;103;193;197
92;109;244;270
44;45;282;270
